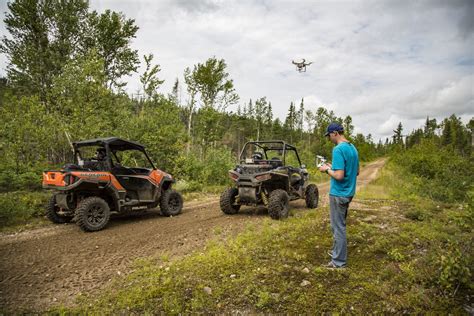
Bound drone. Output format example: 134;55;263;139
292;59;313;72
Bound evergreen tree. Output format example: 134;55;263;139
343;115;354;138
254;97;268;141
284;102;296;143
297;98;304;141
392;122;404;145
424;116;438;138
171;78;179;103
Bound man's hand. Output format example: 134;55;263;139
319;163;344;180
319;163;331;173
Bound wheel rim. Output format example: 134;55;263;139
279;196;287;211
86;205;106;226
231;191;239;208
168;195;181;212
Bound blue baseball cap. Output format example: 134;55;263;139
324;122;344;136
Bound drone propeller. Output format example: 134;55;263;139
292;59;306;65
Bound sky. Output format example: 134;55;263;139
1;0;473;141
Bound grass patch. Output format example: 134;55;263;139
180;185;225;201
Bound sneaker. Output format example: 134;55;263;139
323;261;345;269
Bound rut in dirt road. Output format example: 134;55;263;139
0;159;386;312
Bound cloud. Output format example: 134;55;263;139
174;0;220;13
399;75;474;118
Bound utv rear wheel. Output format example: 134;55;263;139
46;195;73;224
76;197;110;232
305;184;319;209
160;189;183;216
268;189;289;220
220;187;241;215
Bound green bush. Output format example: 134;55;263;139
435;242;472;294
175;148;235;187
0;170;43;192
0;191;50;229
174;179;204;193
391;140;473;203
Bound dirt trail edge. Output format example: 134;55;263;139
0;158;386;311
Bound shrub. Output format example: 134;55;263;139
435;242;472;294
0;170;43;192
391;140;473;203
0;191;50;228
175;148;235;187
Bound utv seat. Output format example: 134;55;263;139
62;163;86;171
83;160;108;171
269;157;283;168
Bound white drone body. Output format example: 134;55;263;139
292;58;313;72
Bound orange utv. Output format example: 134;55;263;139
42;137;183;232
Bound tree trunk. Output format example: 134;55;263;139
186;101;194;154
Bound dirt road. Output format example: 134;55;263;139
0;159;386;311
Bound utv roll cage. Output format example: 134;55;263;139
239;140;302;167
72;137;156;170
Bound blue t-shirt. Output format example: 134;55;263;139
330;142;359;197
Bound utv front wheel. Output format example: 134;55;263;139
46;195;73;224
76;197;111;232
160;189;183;216
305;184;319;209
220;187;241;215
268;189;289;220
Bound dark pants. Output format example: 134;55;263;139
329;195;353;267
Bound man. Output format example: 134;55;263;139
319;122;359;268
92;148;109;171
